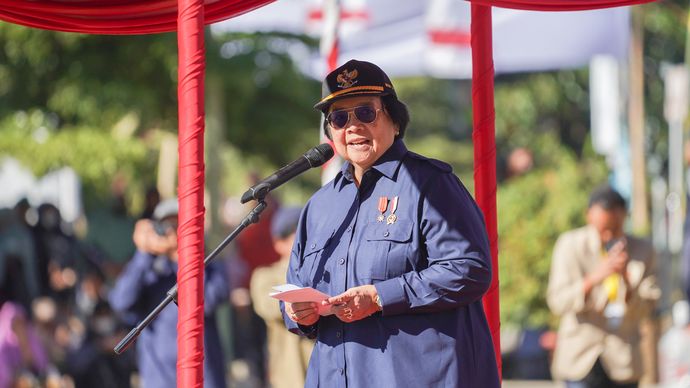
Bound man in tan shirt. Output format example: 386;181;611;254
250;207;314;388
547;186;660;388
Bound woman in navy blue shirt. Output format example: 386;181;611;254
283;59;500;388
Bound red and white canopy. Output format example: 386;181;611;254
0;0;657;385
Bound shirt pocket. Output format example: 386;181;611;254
300;232;334;286
359;220;413;281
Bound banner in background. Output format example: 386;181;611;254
213;0;630;79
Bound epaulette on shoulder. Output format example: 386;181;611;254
407;152;453;173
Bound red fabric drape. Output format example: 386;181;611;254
176;0;206;386
467;0;655;10
470;3;501;380
0;0;274;34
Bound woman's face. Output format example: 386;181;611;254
327;96;397;175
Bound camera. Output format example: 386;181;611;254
604;237;625;252
153;220;176;236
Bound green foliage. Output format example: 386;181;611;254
405;135;475;190
497;134;608;327
0;24;179;130
208;32;322;166
0;110;155;207
395;78;473;141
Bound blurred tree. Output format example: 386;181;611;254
207;31;321;166
0;25;179;130
0;110;154;208
497;135;608;327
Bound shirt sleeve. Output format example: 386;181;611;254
203;261;229;315
375;172;493;315
624;244;661;317
546;233;607;315
251;266;283;322
109;250;154;323
282;204;318;338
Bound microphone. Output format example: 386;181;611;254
240;143;335;203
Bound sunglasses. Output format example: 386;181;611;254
326;106;383;129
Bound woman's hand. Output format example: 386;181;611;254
285;302;320;326
327;285;381;323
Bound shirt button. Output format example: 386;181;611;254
346;226;352;232
336;331;341;338
310;243;316;249
383;231;390;237
338;368;344;375
338;258;345;265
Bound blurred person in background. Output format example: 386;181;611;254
0;296;63;388
64;300;134;388
682;140;690;305
84;174;136;265
547;185;661;388
63;261;135;388
228;189;281;387
139;186;161;221
33;203;86;305
0;207;40;311
250;206;314;388
109;198;228;388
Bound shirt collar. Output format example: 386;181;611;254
332;139;408;190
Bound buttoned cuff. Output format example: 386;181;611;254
375;278;408;316
297;324;318;339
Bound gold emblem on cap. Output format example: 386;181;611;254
336;69;358;89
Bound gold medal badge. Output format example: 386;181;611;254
377;196;388;222
386;196;399;225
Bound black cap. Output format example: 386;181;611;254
314;59;397;112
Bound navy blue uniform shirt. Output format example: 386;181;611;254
283;140;500;387
109;250;228;388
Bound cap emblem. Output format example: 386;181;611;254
336;69;358;89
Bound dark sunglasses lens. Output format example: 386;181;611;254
354;106;377;123
328;111;350;128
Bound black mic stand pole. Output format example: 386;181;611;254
114;199;268;354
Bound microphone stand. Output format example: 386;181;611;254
113;200;268;354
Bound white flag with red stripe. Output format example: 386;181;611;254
214;0;630;79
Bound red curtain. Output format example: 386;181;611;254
467;0;655;10
0;0;274;34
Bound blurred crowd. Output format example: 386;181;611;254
2;179;690;388
0;185;299;388
0;198;136;388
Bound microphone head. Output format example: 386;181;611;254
305;143;335;167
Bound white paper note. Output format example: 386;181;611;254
270;284;334;316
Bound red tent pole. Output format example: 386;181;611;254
471;3;502;380
176;0;206;386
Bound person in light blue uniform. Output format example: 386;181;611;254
283;59;500;388
109;198;228;388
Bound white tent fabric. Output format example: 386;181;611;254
213;0;630;79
